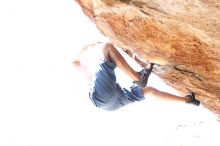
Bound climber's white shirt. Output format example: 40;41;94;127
79;42;107;79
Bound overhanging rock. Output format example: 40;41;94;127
75;0;220;116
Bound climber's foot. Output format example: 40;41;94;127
133;63;154;88
185;92;200;106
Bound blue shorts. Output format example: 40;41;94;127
89;60;145;111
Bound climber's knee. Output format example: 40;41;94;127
101;43;112;60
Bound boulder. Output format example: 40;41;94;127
75;0;220;116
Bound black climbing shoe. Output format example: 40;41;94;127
185;92;200;106
133;63;154;88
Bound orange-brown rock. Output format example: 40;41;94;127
75;0;220;116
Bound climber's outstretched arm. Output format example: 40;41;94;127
72;42;102;62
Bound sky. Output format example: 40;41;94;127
0;0;219;146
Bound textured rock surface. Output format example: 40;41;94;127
75;0;220;116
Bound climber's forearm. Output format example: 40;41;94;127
74;42;102;61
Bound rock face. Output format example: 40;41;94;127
75;0;220;116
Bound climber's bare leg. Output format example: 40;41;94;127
142;87;190;103
103;43;141;81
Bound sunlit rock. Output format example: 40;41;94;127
75;0;220;116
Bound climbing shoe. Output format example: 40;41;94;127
185;92;200;106
133;63;154;88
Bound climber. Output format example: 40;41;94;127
72;42;200;111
